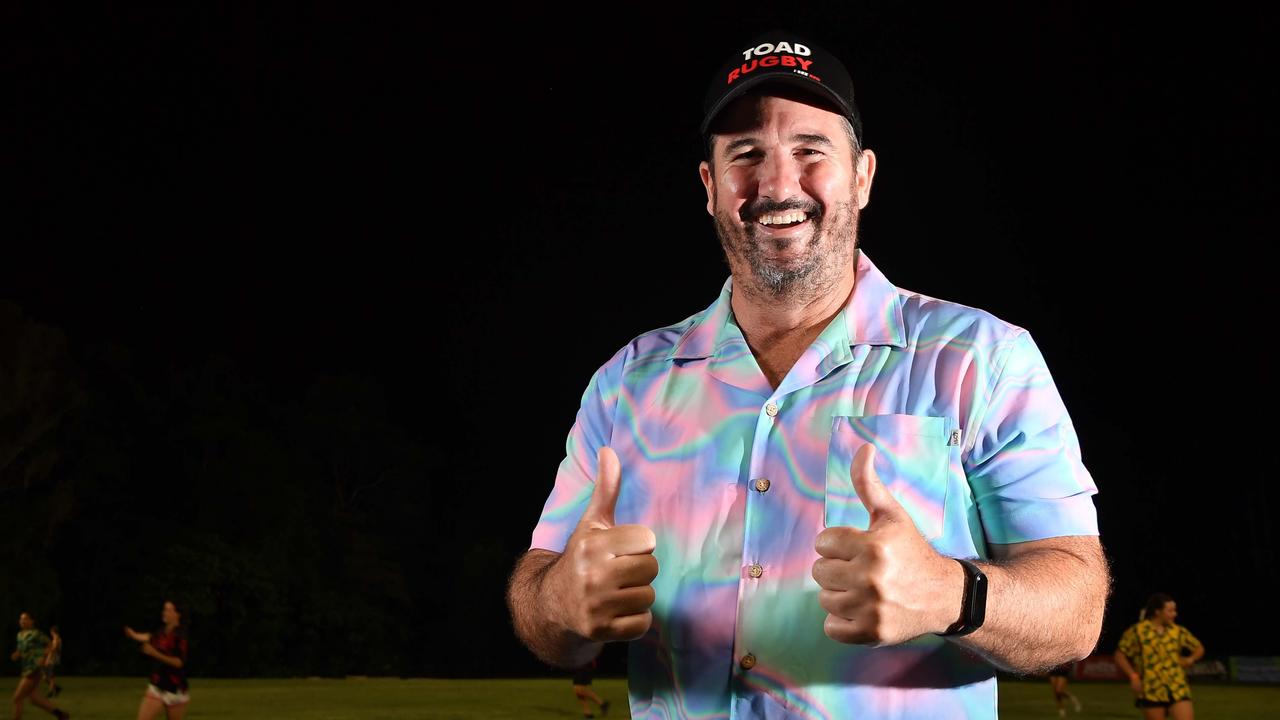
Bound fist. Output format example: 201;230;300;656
549;446;659;642
811;444;963;645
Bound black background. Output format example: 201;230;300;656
8;2;1277;676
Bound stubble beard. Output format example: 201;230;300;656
714;192;861;305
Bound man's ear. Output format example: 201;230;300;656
699;159;715;216
854;149;877;210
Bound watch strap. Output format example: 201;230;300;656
939;557;987;637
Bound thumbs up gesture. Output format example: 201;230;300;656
545;446;659;643
812;445;964;645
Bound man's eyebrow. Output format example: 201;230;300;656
721;137;758;156
792;133;835;148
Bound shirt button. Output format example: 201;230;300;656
740;653;757;670
748;564;763;579
764;402;779;417
754;478;771;493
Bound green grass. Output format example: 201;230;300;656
14;676;1279;719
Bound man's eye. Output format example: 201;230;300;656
732;150;762;162
798;148;823;156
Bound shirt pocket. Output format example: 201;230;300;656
826;414;952;540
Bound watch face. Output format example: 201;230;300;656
964;560;987;630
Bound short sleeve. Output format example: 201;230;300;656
1117;625;1139;661
964;330;1099;544
1179;627;1202;654
529;347;627;552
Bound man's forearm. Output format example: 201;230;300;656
952;536;1109;673
507;549;602;668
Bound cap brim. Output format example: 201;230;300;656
700;73;854;136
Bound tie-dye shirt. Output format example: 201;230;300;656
530;252;1099;720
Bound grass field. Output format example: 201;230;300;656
16;676;1279;719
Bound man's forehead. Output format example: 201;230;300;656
712;90;849;148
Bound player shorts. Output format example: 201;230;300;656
146;684;191;706
1135;692;1190;709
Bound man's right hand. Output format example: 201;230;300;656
545;446;658;642
1128;673;1143;697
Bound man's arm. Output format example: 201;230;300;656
814;445;1109;673
507;447;658;669
953;535;1109;672
507;549;603;668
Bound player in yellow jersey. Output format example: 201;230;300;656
1115;593;1204;720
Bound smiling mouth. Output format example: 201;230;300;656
753;209;811;230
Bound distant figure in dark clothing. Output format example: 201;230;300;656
571;658;610;718
1047;661;1081;716
124;600;189;720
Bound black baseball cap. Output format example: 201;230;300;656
701;31;862;146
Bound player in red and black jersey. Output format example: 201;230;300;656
124;600;189;720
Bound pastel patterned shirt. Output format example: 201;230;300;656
1117;621;1201;702
530;252;1099;719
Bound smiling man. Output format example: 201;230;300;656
508;31;1109;719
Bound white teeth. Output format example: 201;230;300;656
758;211;808;225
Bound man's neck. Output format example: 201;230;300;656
729;270;856;389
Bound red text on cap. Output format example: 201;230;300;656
727;55;814;85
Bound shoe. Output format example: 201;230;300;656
1072;696;1083;712
601;700;611;717
1058;709;1066;718
53;711;70;720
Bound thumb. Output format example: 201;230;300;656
850;444;906;525
581;445;622;528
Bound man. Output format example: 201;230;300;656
508;31;1108;719
1115;594;1204;720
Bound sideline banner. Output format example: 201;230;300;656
1186;659;1228;680
1229;657;1280;684
1075;654;1128;681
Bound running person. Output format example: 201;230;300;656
1047;662;1081;717
1115;593;1204;720
124;601;189;720
42;627;61;699
570;658;610;718
10;612;69;720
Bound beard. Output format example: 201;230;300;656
713;191;861;303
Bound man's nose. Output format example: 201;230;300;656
756;151;802;202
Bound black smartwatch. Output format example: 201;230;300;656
938;558;987;637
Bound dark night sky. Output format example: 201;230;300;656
10;2;1279;669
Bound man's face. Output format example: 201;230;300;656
19;613;33;630
1156;601;1178;625
699;89;875;300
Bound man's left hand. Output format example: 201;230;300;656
812;444;964;645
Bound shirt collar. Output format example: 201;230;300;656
669;251;908;362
